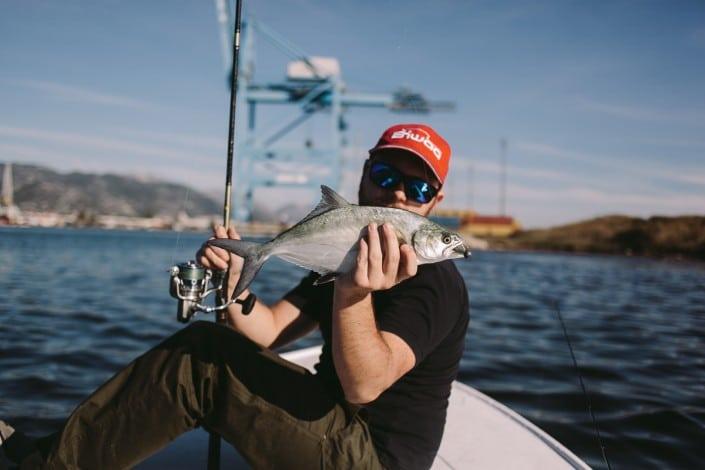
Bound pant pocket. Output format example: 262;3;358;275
322;415;383;470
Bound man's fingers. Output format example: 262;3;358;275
199;253;225;270
197;225;235;272
212;245;230;260
203;246;229;270
382;223;400;279
398;244;418;282
366;223;383;285
205;225;234;259
227;226;241;240
198;241;228;263
354;237;370;287
213;224;227;238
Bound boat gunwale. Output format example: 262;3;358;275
281;345;591;470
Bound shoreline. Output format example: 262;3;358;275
484;245;705;265
4;224;703;266
486;215;705;263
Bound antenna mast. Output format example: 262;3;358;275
499;138;507;216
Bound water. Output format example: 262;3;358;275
1;227;704;468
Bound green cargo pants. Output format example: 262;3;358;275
18;321;383;469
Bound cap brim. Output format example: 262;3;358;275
369;144;443;184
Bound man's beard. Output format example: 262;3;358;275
357;178;390;207
358;171;396;207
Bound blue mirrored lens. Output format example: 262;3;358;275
370;163;401;188
407;179;435;203
370;162;437;204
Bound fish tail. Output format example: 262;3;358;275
206;238;270;299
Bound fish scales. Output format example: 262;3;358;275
273;205;424;274
208;186;470;299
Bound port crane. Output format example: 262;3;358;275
213;0;454;221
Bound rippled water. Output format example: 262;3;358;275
1;227;704;468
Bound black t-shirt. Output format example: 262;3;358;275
284;260;469;470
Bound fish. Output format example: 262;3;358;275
208;185;470;299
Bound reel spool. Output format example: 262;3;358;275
169;260;256;322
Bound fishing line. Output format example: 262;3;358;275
169;185;192;269
553;301;612;470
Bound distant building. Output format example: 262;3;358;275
431;208;521;238
0;162;21;225
460;213;521;237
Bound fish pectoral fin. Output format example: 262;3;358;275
313;272;340;285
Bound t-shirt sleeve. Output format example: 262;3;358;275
374;264;459;364
283;271;322;320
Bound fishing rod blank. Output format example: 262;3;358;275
209;0;245;468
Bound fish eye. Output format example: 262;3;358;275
442;233;452;244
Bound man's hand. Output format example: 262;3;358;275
196;225;315;348
338;223;418;300
196;225;244;299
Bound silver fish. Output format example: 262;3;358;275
208;185;470;298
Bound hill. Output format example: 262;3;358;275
492;215;705;261
1;163;220;217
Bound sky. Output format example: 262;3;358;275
1;0;704;228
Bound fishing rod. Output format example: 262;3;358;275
168;0;256;324
553;301;612;470
209;1;246;466
169;0;252;468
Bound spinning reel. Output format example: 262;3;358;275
169;260;256;323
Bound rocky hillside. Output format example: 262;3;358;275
492;215;705;261
1;163;219;217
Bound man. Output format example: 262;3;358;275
1;124;469;469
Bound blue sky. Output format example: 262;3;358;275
1;0;704;227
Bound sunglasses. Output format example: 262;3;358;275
369;161;439;204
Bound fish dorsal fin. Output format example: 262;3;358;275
299;185;351;224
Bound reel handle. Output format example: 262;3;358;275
234;292;257;315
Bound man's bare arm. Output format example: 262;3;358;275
331;223;417;404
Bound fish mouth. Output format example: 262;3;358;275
444;241;470;259
453;243;471;259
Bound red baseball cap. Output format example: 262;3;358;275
369;123;452;184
